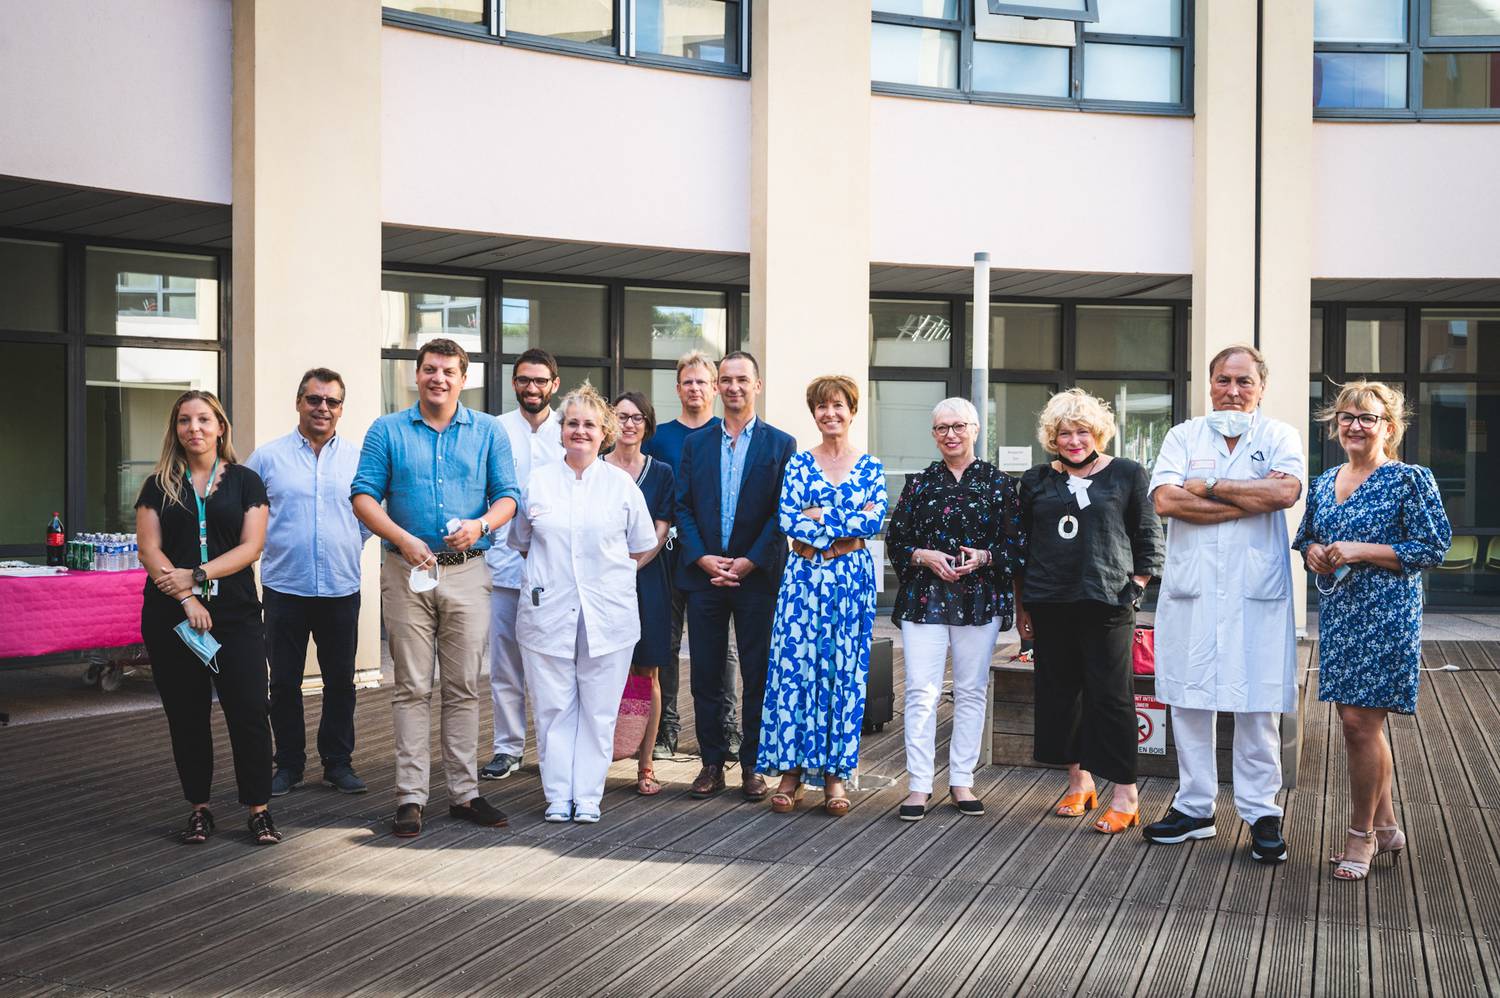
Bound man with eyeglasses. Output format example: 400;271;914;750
642;350;739;760
245;368;372;798
1144;344;1305;864
479;348;564;781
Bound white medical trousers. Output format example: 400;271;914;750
1170;706;1284;822
901;619;1001;795
489;587;528;757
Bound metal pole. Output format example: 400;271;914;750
971;251;990;460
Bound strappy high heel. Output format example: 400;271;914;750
1330;823;1405;863
1333;827;1375;881
770;784;806;814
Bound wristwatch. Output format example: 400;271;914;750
1204;476;1219;498
478;518;492;537
192;566;208;586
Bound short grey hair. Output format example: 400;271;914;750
931;397;979;426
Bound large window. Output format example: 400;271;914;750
872;0;1191;113
0;235;227;559
1312;303;1500;606
1315;0;1500;116
384;0;746;75
379;269;742;423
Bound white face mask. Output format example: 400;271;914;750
408;563;440;593
1206;408;1253;439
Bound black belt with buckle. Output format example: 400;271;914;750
433;550;484;566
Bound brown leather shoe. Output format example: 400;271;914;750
742;772;769;802
393;803;423;838
689;763;726;799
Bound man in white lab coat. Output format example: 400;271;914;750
1143;345;1304;864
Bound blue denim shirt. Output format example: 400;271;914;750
350;404;521;553
244;429;371;598
720;416;757;547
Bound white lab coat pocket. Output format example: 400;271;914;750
1244;546;1288;601
1160;558;1201;599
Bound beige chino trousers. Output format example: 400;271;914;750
381;554;491;807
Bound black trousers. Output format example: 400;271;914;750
144;611;273;807
686;586;774;768
1029;599;1139;786
661;586;740;749
264;587;360;774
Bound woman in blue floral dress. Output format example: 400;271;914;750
758;376;888;816
1293;380;1451;882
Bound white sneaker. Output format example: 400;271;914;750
543;802;572;823
573;803;601;824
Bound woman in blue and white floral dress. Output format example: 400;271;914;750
1293;380;1450;882
758;375;888;816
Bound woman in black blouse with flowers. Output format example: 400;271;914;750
886;397;1025;821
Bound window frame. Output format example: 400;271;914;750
1314;0;1500;119
871;0;1194;116
0;226;231;560
383;0;750;79
986;0;1098;22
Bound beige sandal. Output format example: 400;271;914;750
1333;827;1375;881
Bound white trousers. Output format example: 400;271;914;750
1170;706;1284;822
901;619;1000;795
521;615;634;809
489;587;528;756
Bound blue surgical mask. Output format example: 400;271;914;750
174;619;221;673
1206;408;1253;438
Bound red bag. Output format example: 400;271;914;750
1132;626;1155;676
612;673;654;761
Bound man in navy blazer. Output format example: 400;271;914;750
675;350;796;801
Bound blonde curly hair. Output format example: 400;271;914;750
1316;379;1408;459
558;381;620;450
1036;387;1117;455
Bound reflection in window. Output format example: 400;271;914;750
1093;0;1180;36
1431;0;1500;36
1082;44;1182;103
972;41;1069;97
1419;382;1499;529
988;382;1054;470
1313;0;1406;43
85;346;219;531
1310;308;1325;373
1345;307;1405;373
636;0;738;63
623;367;689;426
869;380;949;601
381;272;484;353
873;0;958;15
964;302;1061;370
1078;379;1172;470
1309;380;1327;479
506;0;614;46
384;0;484;23
85;248;218;340
623;288;727;362
870;300;952;368
381;358;486;416
0;238;64;332
1075;305;1173;372
1420;308;1500;374
502;281;608;358
1314;52;1407;108
871;23;960;88
0;342;66;545
1422;52;1500;109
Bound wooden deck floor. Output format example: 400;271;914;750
3;641;1500;997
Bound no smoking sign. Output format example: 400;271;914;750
1136;694;1167;756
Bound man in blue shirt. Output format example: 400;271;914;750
675;351;795;801
641;350;736;760
245;368;372;798
352;339;521;838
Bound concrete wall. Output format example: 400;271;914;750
1312;122;1500;280
869;95;1194;275
0;0;231;203
381;25;751;252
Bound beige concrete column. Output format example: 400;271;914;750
232;0;385;681
749;1;871;450
1190;0;1258;417
1258;0;1315;632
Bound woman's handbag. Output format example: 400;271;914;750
612;673;654;761
1132;626;1156;676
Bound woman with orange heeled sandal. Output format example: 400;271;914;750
1015;389;1164;835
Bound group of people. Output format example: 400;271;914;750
135;338;1451;881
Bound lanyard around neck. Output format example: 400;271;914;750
189;455;220;600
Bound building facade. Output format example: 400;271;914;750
2;0;1496;676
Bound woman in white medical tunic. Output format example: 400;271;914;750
510;383;658;824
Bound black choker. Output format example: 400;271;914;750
1057;450;1099;469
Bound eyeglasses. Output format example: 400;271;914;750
300;394;343;409
1336;412;1386;429
932;423;970;437
618;413;647;426
512;376;554;389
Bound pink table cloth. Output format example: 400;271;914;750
0;569;147;659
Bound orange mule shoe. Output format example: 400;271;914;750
1093;808;1141;834
1055;790;1098;817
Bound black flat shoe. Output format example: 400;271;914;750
898;803;926;822
952;798;985;816
180;807;214;844
248;809;282;845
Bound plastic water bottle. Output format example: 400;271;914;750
129;533;140;569
102;535;116;571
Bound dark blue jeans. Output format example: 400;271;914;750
264;587;360;774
